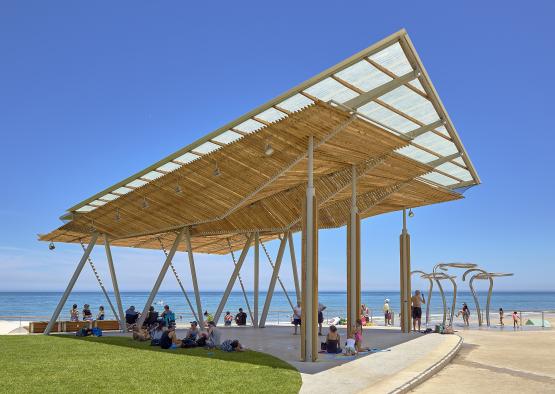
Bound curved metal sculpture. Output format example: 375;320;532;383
433;263;476;326
463;268;491;326
426;272;457;326
411;270;433;327
473;272;514;327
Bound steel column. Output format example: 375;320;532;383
184;227;204;328
44;233;99;335
288;232;301;303
259;233;288;327
254;232;260;328
400;209;411;333
213;233;254;324
137;228;185;328
104;235;126;332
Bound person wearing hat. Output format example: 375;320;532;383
82;304;93;321
383;299;391;326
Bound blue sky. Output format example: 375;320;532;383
0;1;554;292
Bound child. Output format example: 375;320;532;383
97;306;105;321
70;304;79;322
224;311;233;326
499;308;504;326
344;336;357;356
512;311;520;328
354;319;365;352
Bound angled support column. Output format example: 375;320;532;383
259;232;289;328
137;228;185;328
44;233;99;335
347;165;361;337
226;238;255;326
399;209;412;333
104;235;126;332
213;233;254;324
184;227;204;328
254;232;259;328
301;135;319;362
288;232;301;304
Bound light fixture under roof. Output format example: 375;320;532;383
142;197;149;209
213;162;221;177
264;142;275;156
408;208;414;218
115;208;120;222
175;183;182;193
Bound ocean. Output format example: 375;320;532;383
1;291;554;324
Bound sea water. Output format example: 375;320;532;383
1;291;554;324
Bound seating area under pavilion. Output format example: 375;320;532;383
39;29;479;362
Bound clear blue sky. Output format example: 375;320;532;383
1;1;554;292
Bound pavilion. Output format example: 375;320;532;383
39;29;479;362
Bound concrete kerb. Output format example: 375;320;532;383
389;335;463;394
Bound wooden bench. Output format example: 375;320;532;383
94;320;121;331
28;321;61;334
62;321;93;332
29;320;121;333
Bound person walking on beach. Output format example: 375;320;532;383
512;311;520;329
70;304;79;322
499;308;504;326
411;290;425;332
292;302;301;335
383;299;391;326
235;308;247;326
97;306;105;321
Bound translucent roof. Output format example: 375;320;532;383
66;29;479;215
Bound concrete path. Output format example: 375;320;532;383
412;323;555;393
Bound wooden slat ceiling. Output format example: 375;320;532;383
40;101;462;254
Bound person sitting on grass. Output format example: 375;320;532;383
125;306;139;329
70;304;79;322
206;321;220;349
160;326;180;349
220;339;245;352
224;311;233;326
133;325;150;342
235;308;247;326
325;325;342;354
150;322;164;346
82;304;93;321
181;321;200;348
97;306;105;321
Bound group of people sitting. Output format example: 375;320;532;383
133;318;245;353
70;304;105;322
322;319;368;356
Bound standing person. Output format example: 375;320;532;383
70;304;79;322
203;311;214;327
411;290;426;332
318;303;326;336
292;302;302;335
499;308;505;326
82;304;93;321
512;311;520;329
383;299;391;326
97;306;105;321
354;319;366;352
235;308;247;326
461;303;470;326
224;311;233;326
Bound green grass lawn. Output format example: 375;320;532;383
0;335;301;393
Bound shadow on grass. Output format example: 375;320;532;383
52;334;297;371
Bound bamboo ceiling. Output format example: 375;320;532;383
41;102;462;253
40;30;477;254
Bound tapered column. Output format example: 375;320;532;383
400;209;411;333
347;165;360;337
104;235;126;332
137;228;185;328
44;233;99;334
253;232;260;328
259;233;288;327
288;232;301;303
213;233;253;324
184;227;204;328
301;135;318;362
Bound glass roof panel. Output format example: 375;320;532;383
76;205;97;213
126;179;148;188
369;42;413;76
421;171;458;186
276;93;313;113
157;162;182;172
234;119;265;134
358;101;419;133
141;171;164;181
413;132;458;156
256;107;287;123
396;145;438;163
89;199;108;207
192;141;221;154
212;130;243;144
453;157;465;166
409;79;426;93
174;152;199;164
379;85;440;124
435;125;450;137
113;186;133;195
335;60;392;92
304;77;358;103
436;162;473;181
99;193;120;201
